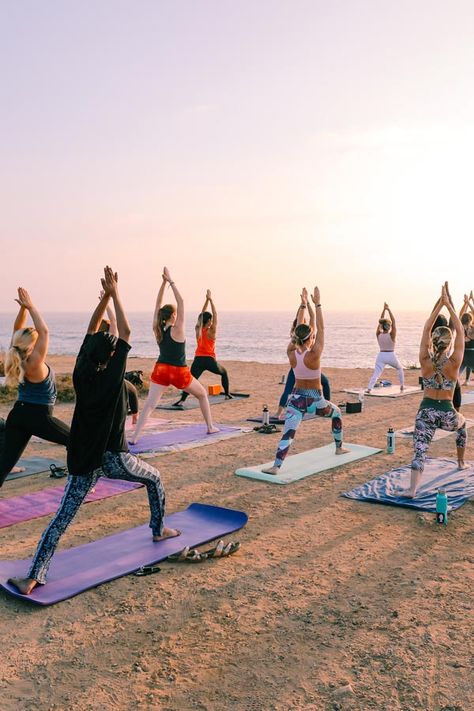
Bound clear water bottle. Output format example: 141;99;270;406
386;427;395;453
358;389;365;410
262;404;270;426
436;489;448;525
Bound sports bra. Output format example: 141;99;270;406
292;349;321;379
377;332;395;352
421;356;456;391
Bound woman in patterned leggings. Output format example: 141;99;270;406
9;267;180;596
404;283;467;498
262;287;348;475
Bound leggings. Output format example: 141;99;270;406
27;451;166;584
273;388;343;468
278;369;331;408
0;401;70;487
179;356;230;401
411;407;467;473
368;352;404;390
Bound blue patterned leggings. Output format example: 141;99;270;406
27;451;166;584
273;389;343;468
411;407;467;473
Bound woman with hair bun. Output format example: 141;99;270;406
366;303;404;393
130;268;218;443
262;287;348;475
0;288;70;486
404;283;467;498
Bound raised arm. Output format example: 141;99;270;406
311;286;324;353
12;303;28;336
442;283;464;366
163;267;185;336
297;288;308;326
419;286;449;362
87;291;111;335
152;275;168;341
207;290;218;338
14;289;49;365
102;267;130;344
386;304;396;340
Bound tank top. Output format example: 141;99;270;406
18;365;57;405
292;349;321;379
157;327;187;367
378;332;395;351
195;326;216;359
421;355;456;391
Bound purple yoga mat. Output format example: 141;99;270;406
0;503;248;605
0;478;141;529
129;424;241;454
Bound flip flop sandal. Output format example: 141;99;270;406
203;540;241;559
49;464;68;479
133;565;161;576
167;547;206;563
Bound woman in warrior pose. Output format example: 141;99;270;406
366;303;404;393
172;290;231;408
9;267;179;595
403;283;467;498
0;289;70;486
263;287;348;475
131;268;218;443
459;292;474;386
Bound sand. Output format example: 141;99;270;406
1;358;473;711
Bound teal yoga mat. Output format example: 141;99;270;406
235;443;382;485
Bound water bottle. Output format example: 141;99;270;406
358;389;365;410
386;427;395;453
435;489;448;525
262;404;270;426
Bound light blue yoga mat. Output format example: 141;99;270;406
6;457;65;482
235;443;382;485
342;458;474;511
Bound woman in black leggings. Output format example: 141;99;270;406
0;289;70;486
173;290;231;408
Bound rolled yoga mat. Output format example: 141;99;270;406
235;443;382;485
0;478;141;529
344;385;421;398
156;392;250;411
342;458;474;511
0;503;248;605
129;424;245;454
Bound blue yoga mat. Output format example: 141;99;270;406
156;392;249;411
342;458;474;511
6;457;65;481
0;503;248;606
129;424;242;454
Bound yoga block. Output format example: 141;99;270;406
208;385;223;395
346;402;362;414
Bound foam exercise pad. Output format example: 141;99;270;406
395;419;474;441
461;391;474;405
0;503;248;605
6;457;66;482
235;443;382;485
344;385;421;398
342;458;474;511
129;424;246;454
246;413;316;425
0;478;141;529
156;392;250;411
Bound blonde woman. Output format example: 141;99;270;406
366;303;404;393
0;289;69;486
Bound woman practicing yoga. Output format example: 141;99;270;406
366;303;404;393
0;289;70;486
131;268;218;443
172;289;231;408
403;283;467;498
263;287;348;475
9;267;180;595
459;292;474;386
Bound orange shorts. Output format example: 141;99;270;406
150;362;193;390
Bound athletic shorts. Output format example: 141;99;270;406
150;362;193;389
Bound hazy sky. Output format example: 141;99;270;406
1;1;474;313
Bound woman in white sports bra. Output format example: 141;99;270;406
366;303;404;393
262;287;348;475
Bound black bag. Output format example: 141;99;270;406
124;370;144;389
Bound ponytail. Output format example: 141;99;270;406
430;326;453;383
4;328;38;388
155;305;175;344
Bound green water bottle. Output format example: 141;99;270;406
435;489;448;525
386;427;395;453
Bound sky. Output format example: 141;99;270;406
1;0;474;313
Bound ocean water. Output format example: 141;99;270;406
0;311;426;369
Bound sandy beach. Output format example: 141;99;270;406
1;357;473;711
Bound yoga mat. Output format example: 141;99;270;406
246;413;316;425
0;503;248;605
129;424;246;454
342;458;474;511
5;457;65;482
156;392;250;411
395;419;474;441
0;478;141;529
235;443;382;485
461;391;474;405
344;385;421;398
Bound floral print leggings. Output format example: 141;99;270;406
411;407;467;472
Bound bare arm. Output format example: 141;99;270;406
12;304;28;335
106;272;131;344
311;287;324;353
386;306;396;340
444;290;464;367
297;288;308;326
163;267;185;337
208;291;218;338
152;277;167;341
15;289;49;365
87;292;111;335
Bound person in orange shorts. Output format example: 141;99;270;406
130;267;219;444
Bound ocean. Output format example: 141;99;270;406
0;311;426;369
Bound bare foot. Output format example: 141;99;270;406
131;414;138;425
365;389;371;394
336;447;350;455
207;426;220;434
153;527;181;542
261;466;280;475
457;461;469;470
128;438;138;445
399;490;417;499
8;577;38;595
400;386;405;392
10;466;25;474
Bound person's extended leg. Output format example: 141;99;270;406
314;395;349;454
204;357;231;397
130;382;167;443
8;473;98;593
386;353;405;390
0;407;32;486
262;393;305;474
437;410;468;469
275;369;295;418
30;406;70;447
404;409;437;497
174;359;205;405
101;451;180;539
321;372;331;400
125;380;139;425
184;378;219;433
367;353;385;392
